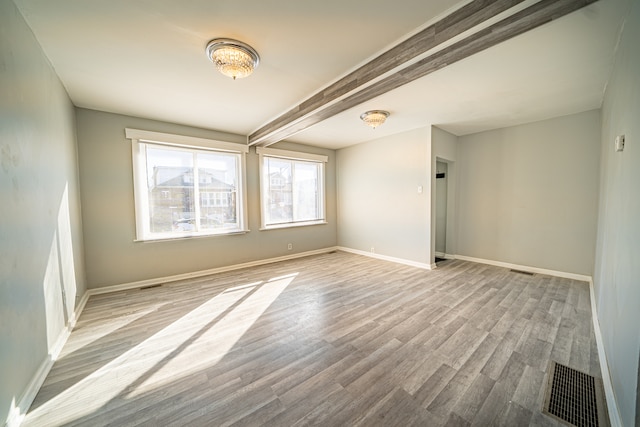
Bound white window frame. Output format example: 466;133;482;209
257;147;327;230
125;128;249;241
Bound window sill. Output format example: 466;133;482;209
259;221;327;231
134;229;250;242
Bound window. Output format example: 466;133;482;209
126;128;248;241
257;147;327;229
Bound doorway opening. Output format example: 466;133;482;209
435;160;448;263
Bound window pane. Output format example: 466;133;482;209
265;158;293;224
293;162;319;221
146;146;195;234
261;153;324;228
130;131;247;241
197;151;239;231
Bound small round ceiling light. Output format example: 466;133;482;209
360;110;390;129
206;38;260;80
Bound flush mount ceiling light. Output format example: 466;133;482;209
360;110;390;129
206;38;260;80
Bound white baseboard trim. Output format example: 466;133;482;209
453;255;591;282
73;291;90;327
588;278;622;427
87;247;340;296
6;355;53;427
8;291;91;427
337;247;433;270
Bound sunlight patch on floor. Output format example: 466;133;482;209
58;305;165;358
24;273;297;426
127;273;298;395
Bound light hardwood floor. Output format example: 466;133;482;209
24;251;601;426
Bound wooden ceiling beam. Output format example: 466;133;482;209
248;0;597;147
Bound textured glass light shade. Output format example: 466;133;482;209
206;39;260;80
360;110;390;128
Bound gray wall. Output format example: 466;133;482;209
76;108;337;288
456;111;601;275
336;127;431;264
0;0;87;423
593;1;640;424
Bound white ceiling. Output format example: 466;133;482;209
14;0;628;150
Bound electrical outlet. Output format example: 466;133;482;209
615;134;625;152
287;243;292;250
370;247;375;253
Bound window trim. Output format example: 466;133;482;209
256;147;328;230
125;128;249;241
125;128;248;154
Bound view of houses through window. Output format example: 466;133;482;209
144;144;241;236
261;153;325;227
127;129;325;240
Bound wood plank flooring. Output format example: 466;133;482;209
24;252;602;426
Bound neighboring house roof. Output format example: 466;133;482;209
152;166;234;190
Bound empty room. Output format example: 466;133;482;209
1;0;638;426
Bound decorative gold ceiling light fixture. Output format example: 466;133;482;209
360;110;390;129
206;38;260;80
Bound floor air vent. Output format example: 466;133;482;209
543;361;608;427
140;284;162;290
510;269;534;276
